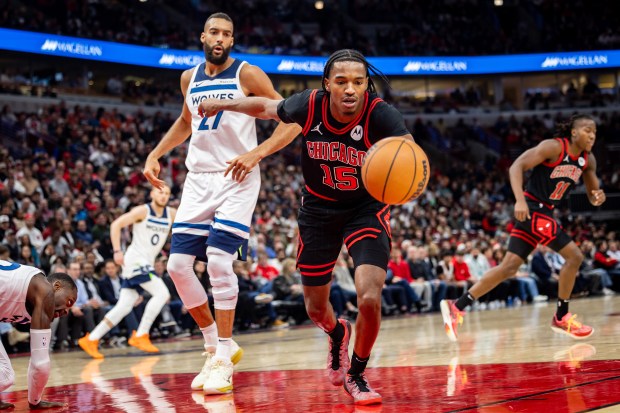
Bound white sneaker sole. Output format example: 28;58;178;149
191;375;207;391
191;347;243;391
440;300;458;342
203;384;233;395
550;326;594;340
231;347;244;365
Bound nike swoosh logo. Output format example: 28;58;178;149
195;81;206;86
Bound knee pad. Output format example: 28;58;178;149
167;253;209;309
207;247;238;310
105;288;139;325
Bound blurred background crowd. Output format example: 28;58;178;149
0;0;619;355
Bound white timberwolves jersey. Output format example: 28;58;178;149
185;59;258;172
0;261;41;324
123;204;172;279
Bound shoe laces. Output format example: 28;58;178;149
210;358;233;375
200;352;214;374
347;373;372;393
329;336;347;370
565;314;582;331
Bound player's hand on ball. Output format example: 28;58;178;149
197;99;222;118
591;189;606;206
514;199;530;222
29;400;67;409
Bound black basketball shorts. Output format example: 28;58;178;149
507;200;572;260
296;195;392;286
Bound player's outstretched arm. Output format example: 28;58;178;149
198;96;281;121
144;70;193;189
225;121;302;182
110;206;148;266
27;276;66;409
582;153;606;206
221;63;302;181
509;139;562;221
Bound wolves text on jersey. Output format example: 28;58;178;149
191;93;235;106
550;164;583;182
146;223;171;234
306;141;367;167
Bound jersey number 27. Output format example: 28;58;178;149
198;111;224;131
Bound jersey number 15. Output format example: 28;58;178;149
320;164;359;191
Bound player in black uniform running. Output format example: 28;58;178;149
441;114;605;341
198;49;413;405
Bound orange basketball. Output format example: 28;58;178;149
361;137;430;205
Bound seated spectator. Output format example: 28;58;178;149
607;241;620;262
331;251;359;318
594;240;620;277
453;247;474;286
235;261;288;329
513;263;548;304
15;213;43;252
530;245;559;299
581;240;615;295
387;248;421;313
74;220;93;245
408;246;446;312
253;251;280;283
55;261;106;348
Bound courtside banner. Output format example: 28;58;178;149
1;28;619;75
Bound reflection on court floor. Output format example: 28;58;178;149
4;352;620;412
3;297;620;412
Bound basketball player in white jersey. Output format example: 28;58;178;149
0;245;76;410
143;12;301;394
78;185;176;359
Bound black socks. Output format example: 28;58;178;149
456;292;475;311
328;321;345;343
556;299;569;320
348;351;370;376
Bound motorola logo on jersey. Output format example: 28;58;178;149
350;125;363;141
550;164;583;182
306;141;367;167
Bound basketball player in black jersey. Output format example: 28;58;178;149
198;49;413;405
441;114;605;341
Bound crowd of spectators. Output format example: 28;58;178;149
2;0;619;56
1;96;619;354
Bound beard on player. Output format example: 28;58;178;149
204;42;232;65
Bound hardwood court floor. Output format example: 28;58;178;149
5;296;620;412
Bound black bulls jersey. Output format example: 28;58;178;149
524;138;589;207
277;89;410;202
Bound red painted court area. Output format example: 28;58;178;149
3;360;620;412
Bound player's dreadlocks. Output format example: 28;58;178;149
322;49;389;94
554;113;594;140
